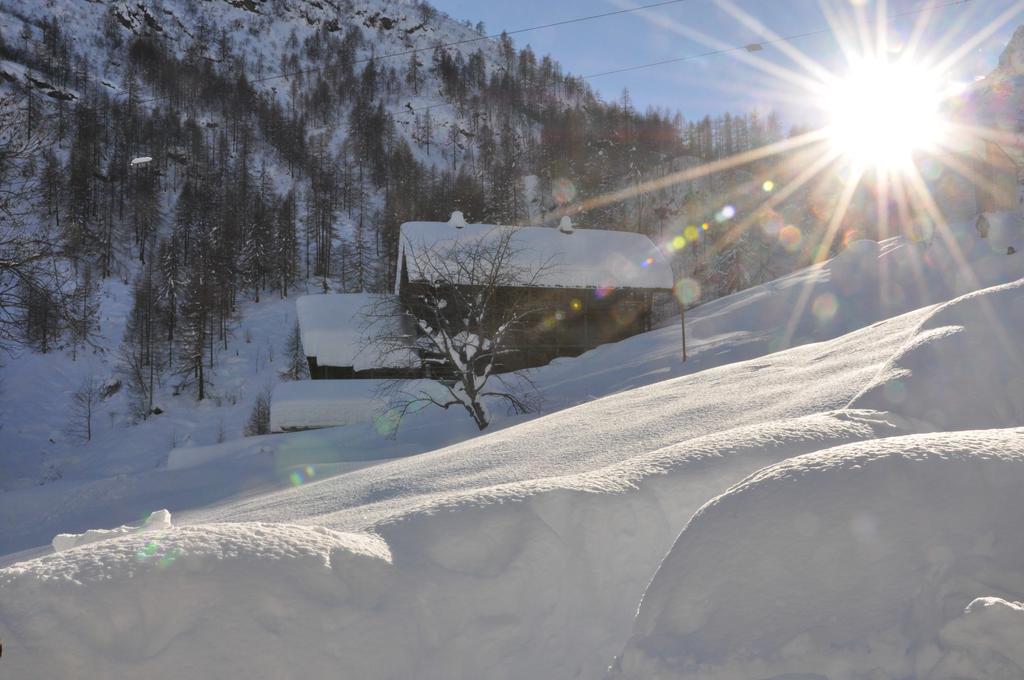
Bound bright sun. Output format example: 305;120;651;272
825;58;947;170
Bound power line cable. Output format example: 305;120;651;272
404;0;972;114
583;0;972;79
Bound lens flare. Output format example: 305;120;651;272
671;235;686;251
779;225;803;253
374;409;402;437
135;540;180;568
811;293;839;322
552;177;577;205
825;57;946;168
288;465;318;487
673;278;701;306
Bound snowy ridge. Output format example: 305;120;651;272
1;410;898;680
611;428;1024;680
851;278;1024;431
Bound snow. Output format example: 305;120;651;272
936;597;1024;677
850;278;1024;431
269;378;450;433
609;428;1024;680
397;221;674;291
1;212;1023;677
129;156;152;166
448;210;467;227
295;293;414;370
52;509;172;552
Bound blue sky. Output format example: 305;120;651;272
430;0;1022;127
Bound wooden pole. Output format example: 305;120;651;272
679;299;687;362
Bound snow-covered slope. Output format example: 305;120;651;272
610;278;1024;679
3;273;1023;678
610;428;1024;680
1;212;1020;555
1;199;1022;678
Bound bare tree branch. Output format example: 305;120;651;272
367;227;552;431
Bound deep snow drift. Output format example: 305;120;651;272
610;279;1024;679
1;209;1022;678
3;276;1024;679
609;429;1024;680
2;213;1019;558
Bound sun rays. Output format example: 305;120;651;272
551;0;1023;347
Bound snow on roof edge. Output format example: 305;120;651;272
397;221;674;291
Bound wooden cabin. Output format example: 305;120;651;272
394;218;674;373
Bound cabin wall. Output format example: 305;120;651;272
400;281;659;373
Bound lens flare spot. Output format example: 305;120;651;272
552;177;576;205
673;278;701;306
554;310;566;321
135;541;159;562
640;257;655;268
570;298;583;312
135;541;179;568
671;235;686;251
684;225;700;242
289;471;303;486
883;379;907;404
762;180;775;192
779;225;803;253
374;409;401;437
158;548;180;569
812;293;839;322
701;222;709;231
716;205;736;222
760;211;784;237
595;286;614;299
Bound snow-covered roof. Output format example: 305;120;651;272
395;221;674;293
271;380;383;433
295;293;413;370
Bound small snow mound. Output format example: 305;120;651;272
851;279;1024;430
3;523;391;679
448;210;467;228
934;597;1024;677
611;429;1024;680
52;509;173;552
558;215;575;233
130;156;152;166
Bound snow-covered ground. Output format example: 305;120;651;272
2;208;1023;678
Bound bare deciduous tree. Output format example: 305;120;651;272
67;375;100;442
370;228;548;431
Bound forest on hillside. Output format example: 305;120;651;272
0;0;841;410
